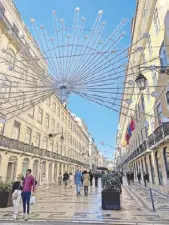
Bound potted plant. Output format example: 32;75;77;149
101;172;122;210
0;181;12;208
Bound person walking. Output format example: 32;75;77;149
126;172;131;185
12;175;23;220
144;172;149;186
69;172;74;188
21;169;35;221
94;172;99;187
75;169;82;196
83;171;90;196
58;173;62;186
130;171;134;183
63;171;69;187
137;172;141;184
89;170;94;186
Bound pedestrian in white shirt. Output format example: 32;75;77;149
69;172;74;188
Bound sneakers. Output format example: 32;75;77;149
23;213;29;221
12;214;17;221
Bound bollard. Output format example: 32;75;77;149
149;188;156;212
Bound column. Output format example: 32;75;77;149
46;161;49;183
0;152;9;182
152;151;159;186
51;162;55;183
61;163;64;176
15;155;24;177
57;163;60;179
29;157;34;171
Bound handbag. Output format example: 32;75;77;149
30;196;36;205
12;190;19;200
12;183;21;200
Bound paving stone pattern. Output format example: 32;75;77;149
0;180;169;224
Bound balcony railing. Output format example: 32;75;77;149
0;135;89;167
123;122;169;166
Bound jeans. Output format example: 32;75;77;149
84;186;88;195
76;181;81;194
21;191;31;215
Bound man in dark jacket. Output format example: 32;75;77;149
63;172;69;187
89;170;94;186
94;172;99;187
137;172;141;184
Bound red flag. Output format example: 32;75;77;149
130;118;135;131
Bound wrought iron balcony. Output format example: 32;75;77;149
122;122;169;166
0;135;89;167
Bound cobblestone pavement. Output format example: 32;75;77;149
1;180;169;224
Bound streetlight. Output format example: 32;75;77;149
49;132;64;142
135;72;147;91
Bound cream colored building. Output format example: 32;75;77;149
0;0;91;183
116;0;169;193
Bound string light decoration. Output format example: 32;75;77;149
0;7;166;122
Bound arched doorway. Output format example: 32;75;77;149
22;158;30;175
149;155;155;184
6;156;17;182
33;160;39;179
40;161;47;183
155;151;163;185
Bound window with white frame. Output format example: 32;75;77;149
25;127;32;144
57;106;60;117
141;94;145;112
28;107;34;117
51;119;55;131
156;103;163;125
55;143;58;153
50;140;54;151
153;8;160;35
37;108;43;123
57;123;59;133
46;98;51;106
146;82;150;102
45;114;50;127
13;120;21;140
35;132;40;147
52;102;56;112
147;35;152;57
152;70;158;86
43;137;48;150
160;42;169;67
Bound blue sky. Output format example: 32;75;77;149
14;0;136;159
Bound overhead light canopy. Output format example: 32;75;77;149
135;73;147;91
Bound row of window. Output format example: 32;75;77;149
13;120;81;159
28;102;84;142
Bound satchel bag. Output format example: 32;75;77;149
12;190;19;200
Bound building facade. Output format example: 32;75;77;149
116;0;169;193
0;0;93;183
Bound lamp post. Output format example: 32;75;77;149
135;72;147;91
49;132;64;142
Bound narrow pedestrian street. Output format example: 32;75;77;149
1;180;169;225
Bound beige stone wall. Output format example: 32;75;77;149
0;0;90;183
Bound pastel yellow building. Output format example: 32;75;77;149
116;0;169;193
0;0;92;183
